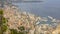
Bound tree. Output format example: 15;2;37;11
0;10;8;34
10;29;18;34
18;26;25;31
18;26;28;34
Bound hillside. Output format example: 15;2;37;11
0;3;60;34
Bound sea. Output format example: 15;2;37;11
12;0;60;19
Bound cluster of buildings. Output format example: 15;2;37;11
2;4;60;34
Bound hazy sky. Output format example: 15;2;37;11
24;0;40;1
12;0;42;1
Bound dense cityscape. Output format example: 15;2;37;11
0;0;60;34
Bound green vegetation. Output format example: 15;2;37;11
10;29;25;34
18;26;27;34
18;26;25;31
0;9;8;34
0;9;28;34
2;16;8;24
10;26;28;34
1;25;8;32
10;29;18;34
18;26;28;34
18;31;24;34
0;10;3;15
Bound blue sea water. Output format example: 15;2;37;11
13;0;60;19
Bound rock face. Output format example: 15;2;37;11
0;3;60;34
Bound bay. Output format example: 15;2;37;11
13;0;60;19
